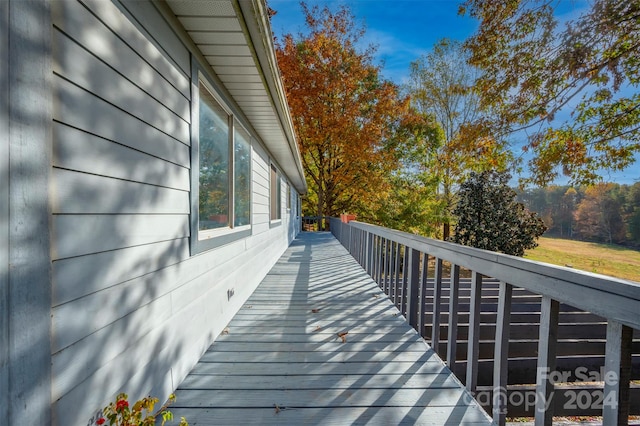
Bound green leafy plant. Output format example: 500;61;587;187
95;393;188;426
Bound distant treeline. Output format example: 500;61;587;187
516;183;640;248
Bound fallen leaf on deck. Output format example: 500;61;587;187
274;404;281;414
311;308;321;313
221;327;230;335
313;325;322;332
337;331;348;343
244;305;252;309
372;294;380;299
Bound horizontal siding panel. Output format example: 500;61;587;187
53;122;190;191
52;168;190;215
116;0;191;76
53;29;189;141
52;214;189;260
251;218;270;233
253;193;268;207
54;76;190;167
52;292;173;401
52;235;283;410
52;278;175;353
52;0;190;100
53;238;189;306
253;169;268;185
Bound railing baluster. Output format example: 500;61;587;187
406;247;420;329
493;281;513;426
535;296;559;426
401;245;409;317
385;240;392;296
374;235;380;285
432;258;443;354
603;320;633;426
360;229;365;266
377;237;387;290
466;272;482;393
447;263;460;370
419;252;429;339
394;243;401;307
368;233;373;275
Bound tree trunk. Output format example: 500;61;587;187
317;186;325;231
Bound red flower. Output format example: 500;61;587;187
96;418;106;425
116;399;129;411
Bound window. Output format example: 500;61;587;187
191;71;252;253
198;81;230;231
234;123;251;227
270;164;281;221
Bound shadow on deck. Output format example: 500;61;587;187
170;232;492;425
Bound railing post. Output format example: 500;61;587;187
432;258;443;354
603;320;633;426
405;247;420;329
466;272;482;394
418;252;429;339
446;264;460;370
535;296;559;426
493;281;513;426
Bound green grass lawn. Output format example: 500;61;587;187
524;237;640;282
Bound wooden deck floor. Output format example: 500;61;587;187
171;232;493;425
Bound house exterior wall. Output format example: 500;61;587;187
1;0;303;424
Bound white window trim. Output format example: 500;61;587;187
190;62;253;254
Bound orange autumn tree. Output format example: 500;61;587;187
275;4;409;221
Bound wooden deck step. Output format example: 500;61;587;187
171;232;493;425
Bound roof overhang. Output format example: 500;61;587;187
162;0;307;194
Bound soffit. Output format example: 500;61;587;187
164;0;307;194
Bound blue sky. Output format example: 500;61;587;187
269;0;478;84
268;1;639;185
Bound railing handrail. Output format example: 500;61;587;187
346;220;640;331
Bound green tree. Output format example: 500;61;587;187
574;183;626;244
451;170;547;256
627;183;640;245
407;39;511;238
461;0;640;186
375;110;445;236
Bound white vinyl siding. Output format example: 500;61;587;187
49;1;299;424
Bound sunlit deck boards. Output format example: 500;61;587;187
171;232;493;425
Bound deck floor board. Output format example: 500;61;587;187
172;232;492;425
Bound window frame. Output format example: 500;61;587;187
190;65;252;254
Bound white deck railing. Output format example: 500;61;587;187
329;218;640;426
